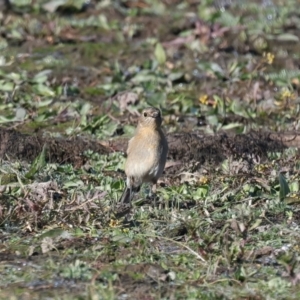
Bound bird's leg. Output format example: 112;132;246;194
152;183;157;194
150;181;158;206
119;177;132;204
120;186;131;203
120;177;136;204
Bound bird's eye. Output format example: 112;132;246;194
143;112;147;117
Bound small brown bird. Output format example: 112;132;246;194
120;107;168;203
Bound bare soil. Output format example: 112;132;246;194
1;127;295;171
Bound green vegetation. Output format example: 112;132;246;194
1;0;300;299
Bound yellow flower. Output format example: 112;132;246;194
280;88;296;101
263;52;275;64
199;176;209;184
255;164;268;173
275;87;296;107
109;219;120;227
199;95;209;105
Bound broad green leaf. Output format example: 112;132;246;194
221;123;243;130
0;80;14;91
154;43;166;65
42;0;67;12
276;34;299;42
290;181;299;192
80;102;92;116
0;115;16;123
40;228;68;239
33;70;52;83
36;99;53;108
168;72;184;82
5;72;21;81
34;84;55;97
63;180;84;188
279;173;290;201
10;0;32;6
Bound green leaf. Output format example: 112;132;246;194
36;99;53;108
168;72;183;82
0;115;16;123
154;43;166;65
80;102;91;116
221;123;243;131
40;228;67;239
33;84;55;97
0;80;14;91
63;180;84;188
279;173;290;201
33;70;52;83
276;34;299;42
249;218;262;231
111;234;132;243
25;144;47;179
194;186;209;199
130;72;157;84
42;0;67;13
10;0;33;7
102;121;118;137
290;181;299;192
5;72;22;81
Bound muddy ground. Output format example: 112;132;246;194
1;127;298;167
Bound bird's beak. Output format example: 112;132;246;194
151;111;159;118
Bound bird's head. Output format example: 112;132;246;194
138;107;162;129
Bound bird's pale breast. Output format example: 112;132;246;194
125;127;167;186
